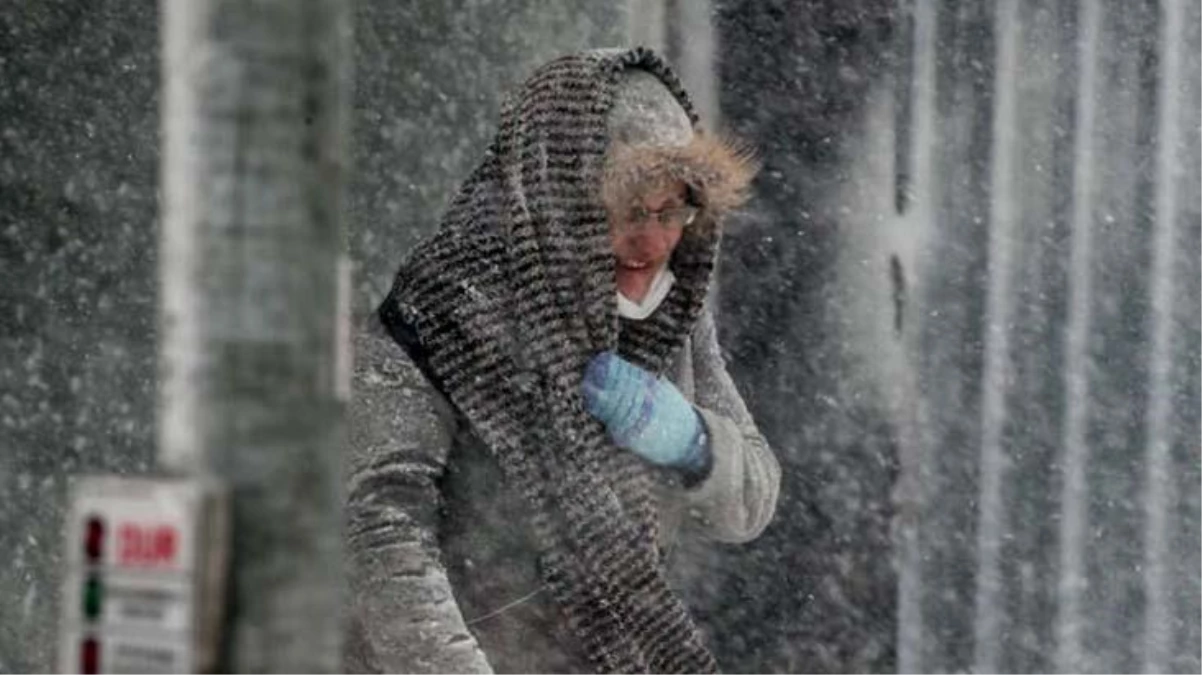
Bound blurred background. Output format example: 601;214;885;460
1;1;1198;672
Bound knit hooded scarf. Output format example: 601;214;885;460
379;47;754;673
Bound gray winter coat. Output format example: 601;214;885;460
343;301;780;674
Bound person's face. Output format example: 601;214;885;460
609;181;691;303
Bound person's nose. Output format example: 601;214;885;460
654;226;680;249
630;228;672;254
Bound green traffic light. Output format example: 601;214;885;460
83;575;103;621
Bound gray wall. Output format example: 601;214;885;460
887;2;1202;672
1;5;160;670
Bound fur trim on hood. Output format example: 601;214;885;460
603;132;759;225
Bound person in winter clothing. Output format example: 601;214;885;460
344;47;781;674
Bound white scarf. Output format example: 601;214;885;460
617;265;676;321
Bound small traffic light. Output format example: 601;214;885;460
82;574;103;621
84;516;105;563
80;636;100;674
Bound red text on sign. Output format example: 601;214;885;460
117;523;178;567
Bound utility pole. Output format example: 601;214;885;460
157;1;351;671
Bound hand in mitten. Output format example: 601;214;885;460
581;351;709;473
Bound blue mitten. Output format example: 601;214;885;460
581;351;709;473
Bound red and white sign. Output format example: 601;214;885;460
59;476;228;674
67;477;203;574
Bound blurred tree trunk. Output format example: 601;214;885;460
157;0;351;670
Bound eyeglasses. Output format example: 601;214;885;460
620;204;700;231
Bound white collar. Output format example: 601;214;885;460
617;266;675;320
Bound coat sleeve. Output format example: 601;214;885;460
681;305;782;544
344;319;494;674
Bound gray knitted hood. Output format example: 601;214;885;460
379;47;751;673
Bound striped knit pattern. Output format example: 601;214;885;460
381;48;719;673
